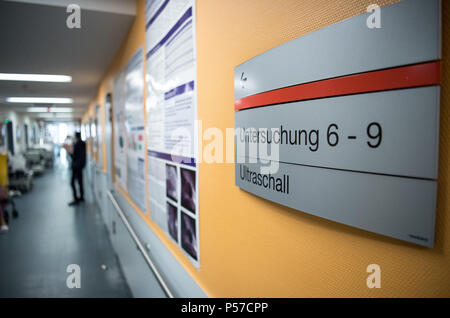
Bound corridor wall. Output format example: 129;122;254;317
0;110;36;154
82;0;450;297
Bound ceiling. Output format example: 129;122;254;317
0;0;136;122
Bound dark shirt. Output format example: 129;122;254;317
71;140;86;171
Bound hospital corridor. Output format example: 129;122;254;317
0;154;132;298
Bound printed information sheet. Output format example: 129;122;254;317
113;70;128;191
125;47;147;212
146;0;199;267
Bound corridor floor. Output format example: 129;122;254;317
0;158;132;297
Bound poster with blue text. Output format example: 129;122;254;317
145;0;199;267
113;70;128;191
125;47;147;212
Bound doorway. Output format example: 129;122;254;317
24;124;29;149
7;121;14;155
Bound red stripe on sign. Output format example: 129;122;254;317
235;61;441;111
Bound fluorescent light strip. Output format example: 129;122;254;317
0;73;72;82
7;97;73;104
27;107;73;113
38;113;74;118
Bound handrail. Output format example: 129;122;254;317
106;190;174;298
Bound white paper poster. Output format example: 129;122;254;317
113;70;128;191
95;105;102;167
125;47;147;212
145;0;200;267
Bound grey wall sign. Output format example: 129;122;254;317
234;0;441;247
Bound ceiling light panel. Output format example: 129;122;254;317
0;73;72;82
6;97;73;104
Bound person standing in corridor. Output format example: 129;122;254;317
67;132;86;206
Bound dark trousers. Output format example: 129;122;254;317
71;168;84;201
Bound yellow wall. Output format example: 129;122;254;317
0;154;8;187
83;0;450;297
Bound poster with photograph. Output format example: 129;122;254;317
167;201;178;242
125;47;147;212
145;0;200;267
113;70;128;191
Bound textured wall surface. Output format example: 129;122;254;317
195;0;450;297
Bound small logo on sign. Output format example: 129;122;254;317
240;72;247;89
